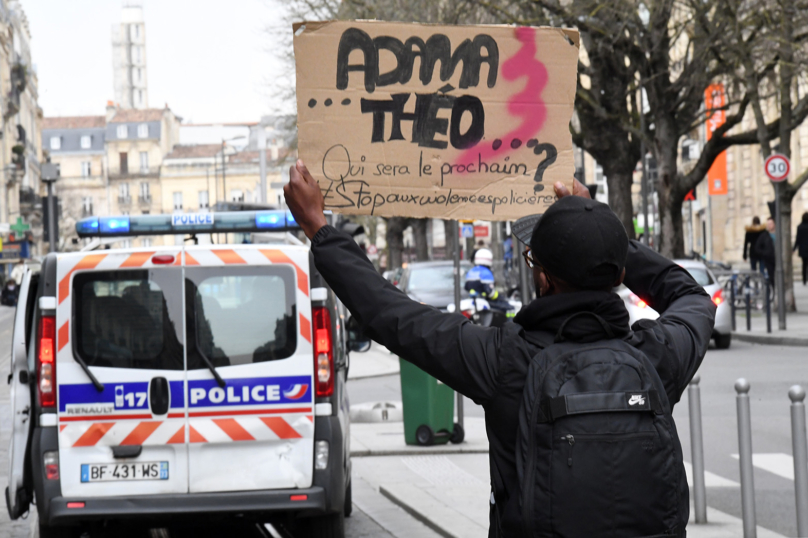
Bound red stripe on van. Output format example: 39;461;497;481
188;426;207;443
120;251;155;268
58;254;107;304
120;421;161;445
300;314;312;343
213;418;255;441
212;249;246;265
260;417;302;439
167;426;185;444
259;250;309;296
73;422;115;446
57;321;70;352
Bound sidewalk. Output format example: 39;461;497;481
732;280;808;346
351;417;488;457
348;343;400;379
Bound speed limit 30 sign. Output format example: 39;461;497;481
765;154;791;182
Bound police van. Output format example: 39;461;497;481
6;210;367;537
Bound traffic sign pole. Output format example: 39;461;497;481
451;219;464;431
764;154;790;330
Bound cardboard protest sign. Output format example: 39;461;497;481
294;20;579;221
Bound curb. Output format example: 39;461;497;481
347;370;399;381
733;332;808;347
379;485;454;538
351;447;489;457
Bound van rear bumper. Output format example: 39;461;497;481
47;487;326;524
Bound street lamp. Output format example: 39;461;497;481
41;162;59;253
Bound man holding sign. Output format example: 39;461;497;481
290;21;714;537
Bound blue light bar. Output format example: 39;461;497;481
100;216;130;234
76;211;304;238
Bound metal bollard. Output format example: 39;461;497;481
736;378;757;538
730;276;737;331
746;286;752;332
766;279;772;334
689;375;707;523
790;385;808;537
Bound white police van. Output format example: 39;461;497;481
6;210;366;537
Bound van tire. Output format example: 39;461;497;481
344;480;353;518
36;521;74;538
714;333;731;349
298;511;345;538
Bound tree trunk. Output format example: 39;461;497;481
603;165;637;240
654;119;685;259
443;219;454;260
412;218;430;261
386;217;408;270
782;184;798;311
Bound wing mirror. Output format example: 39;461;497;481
346;316;371;353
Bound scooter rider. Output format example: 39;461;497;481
465;248;514;315
284;160;715;537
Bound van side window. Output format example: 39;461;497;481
73;269;184;370
185;266;297;368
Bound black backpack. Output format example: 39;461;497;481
516;312;682;537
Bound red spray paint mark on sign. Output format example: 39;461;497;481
456;27;548;165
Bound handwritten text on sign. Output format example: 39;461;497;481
294;21;579;221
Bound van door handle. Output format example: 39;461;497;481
112;445;142;459
149;377;170;415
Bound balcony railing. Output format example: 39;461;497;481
108;166;159;179
138;194;152;205
19;186;38;214
118;195;131;205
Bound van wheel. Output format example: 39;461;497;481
36;521;75;538
343;479;353;518
715;333;731;349
298;511;345;538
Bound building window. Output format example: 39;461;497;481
136;68;141;82
81;162;91;177
117;125;128;139
137;90;143;105
120;183;130;197
139;151;149;173
81;196;93;217
119;152;128;174
80;135;91;149
137;124;148;138
140;182;150;198
121;239;131;249
49;136;61;150
142;237;152;248
230;189;244;202
133;46;141;63
198;190;209;210
173;192;183;211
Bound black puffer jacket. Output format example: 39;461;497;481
311;226;715;537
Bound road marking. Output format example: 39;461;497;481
683;461;739;487
731;453;794;480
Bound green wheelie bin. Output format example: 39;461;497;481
399;358;465;446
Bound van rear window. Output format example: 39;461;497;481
185;266;297;368
73;269;184;370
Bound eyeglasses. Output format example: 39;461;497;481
522;248;538;269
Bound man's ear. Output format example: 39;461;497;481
535;269;550;297
614;268;626;288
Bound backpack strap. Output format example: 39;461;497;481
538;389;664;423
554;311;615;343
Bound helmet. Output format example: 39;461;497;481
473;248;493;267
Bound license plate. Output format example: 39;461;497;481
80;462;168;483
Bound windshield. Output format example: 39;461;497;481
407;265;468;293
685;267;713;286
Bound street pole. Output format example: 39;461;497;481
789;385;808;537
451;220;463;430
258;127;267;205
41;162;59;254
689;375;707;524
775;182;787;330
735;378;757;538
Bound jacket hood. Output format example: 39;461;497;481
514;290;631;343
745;224;766;232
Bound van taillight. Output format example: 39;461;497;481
38;316;56;408
312;307;333;397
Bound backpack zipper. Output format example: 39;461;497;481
563;434;575;467
558;431;656;467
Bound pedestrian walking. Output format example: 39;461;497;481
743;216;766;272
284;161;715;537
794;212;808;286
754;217;777;287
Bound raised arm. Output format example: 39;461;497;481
284;161;502;404
622;241;715;398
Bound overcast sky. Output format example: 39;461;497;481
25;0;290;123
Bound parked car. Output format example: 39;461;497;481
617;259;731;348
397;261;472;311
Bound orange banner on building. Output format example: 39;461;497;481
705;83;727;195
